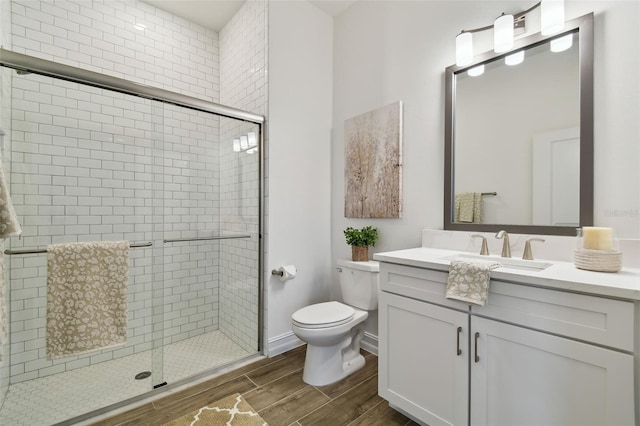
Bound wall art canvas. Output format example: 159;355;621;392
345;101;403;218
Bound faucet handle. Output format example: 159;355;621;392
471;234;489;255
523;238;545;260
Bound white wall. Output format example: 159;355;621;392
331;1;640;338
266;1;333;354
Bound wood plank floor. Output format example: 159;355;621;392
91;345;418;426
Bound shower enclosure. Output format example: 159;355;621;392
0;49;263;425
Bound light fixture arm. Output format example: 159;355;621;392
458;1;541;35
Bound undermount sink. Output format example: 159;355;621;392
442;253;553;272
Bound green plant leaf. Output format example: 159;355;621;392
343;226;379;247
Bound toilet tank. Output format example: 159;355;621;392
337;259;379;310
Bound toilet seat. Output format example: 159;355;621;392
292;301;355;329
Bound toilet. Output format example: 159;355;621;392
291;259;379;386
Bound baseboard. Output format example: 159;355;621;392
267;331;304;356
268;330;378;356
361;331;378;355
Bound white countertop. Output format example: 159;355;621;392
374;247;640;301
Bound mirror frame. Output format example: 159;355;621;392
444;13;594;236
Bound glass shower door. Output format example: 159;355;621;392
0;54;263;425
0;71;165;424
157;107;261;384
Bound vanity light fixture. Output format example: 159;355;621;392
505;50;525;65
467;64;485;77
455;0;564;65
247;132;258;154
550;33;573;52
247;131;257;147
233;132;259;154
494;13;515;53
456;31;473;66
541;0;565;35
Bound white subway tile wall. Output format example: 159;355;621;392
11;0;220;101
8;71;222;383
219;0;267;353
3;0;265;387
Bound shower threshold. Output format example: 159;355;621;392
0;331;253;426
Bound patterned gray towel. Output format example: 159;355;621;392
46;241;129;359
445;259;500;306
0;153;21;362
0;153;21;239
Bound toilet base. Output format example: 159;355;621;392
301;326;366;386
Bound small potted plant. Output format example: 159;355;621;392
343;226;379;261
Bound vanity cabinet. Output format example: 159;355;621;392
379;291;469;426
470;316;634;426
378;262;637;426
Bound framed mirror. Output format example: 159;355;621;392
444;13;593;236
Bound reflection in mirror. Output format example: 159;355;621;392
455;35;579;225
444;13;593;236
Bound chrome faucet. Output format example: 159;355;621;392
495;230;511;258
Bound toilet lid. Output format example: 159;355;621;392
292;301;355;329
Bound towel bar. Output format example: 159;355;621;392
4;241;152;255
163;234;251;243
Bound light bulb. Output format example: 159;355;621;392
248;131;257;147
456;32;473;66
240;135;248;150
233;139;240;152
505;51;525;66
494;14;514;53
541;0;565;35
550;33;573;52
468;65;485;77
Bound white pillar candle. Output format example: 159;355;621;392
582;227;613;250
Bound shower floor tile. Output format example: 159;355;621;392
0;331;251;426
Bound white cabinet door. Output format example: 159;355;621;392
379;292;469;426
470;316;635;426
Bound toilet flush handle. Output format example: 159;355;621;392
336;267;342;272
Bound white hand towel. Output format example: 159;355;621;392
445;259;500;306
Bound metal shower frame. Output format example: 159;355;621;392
0;47;266;354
